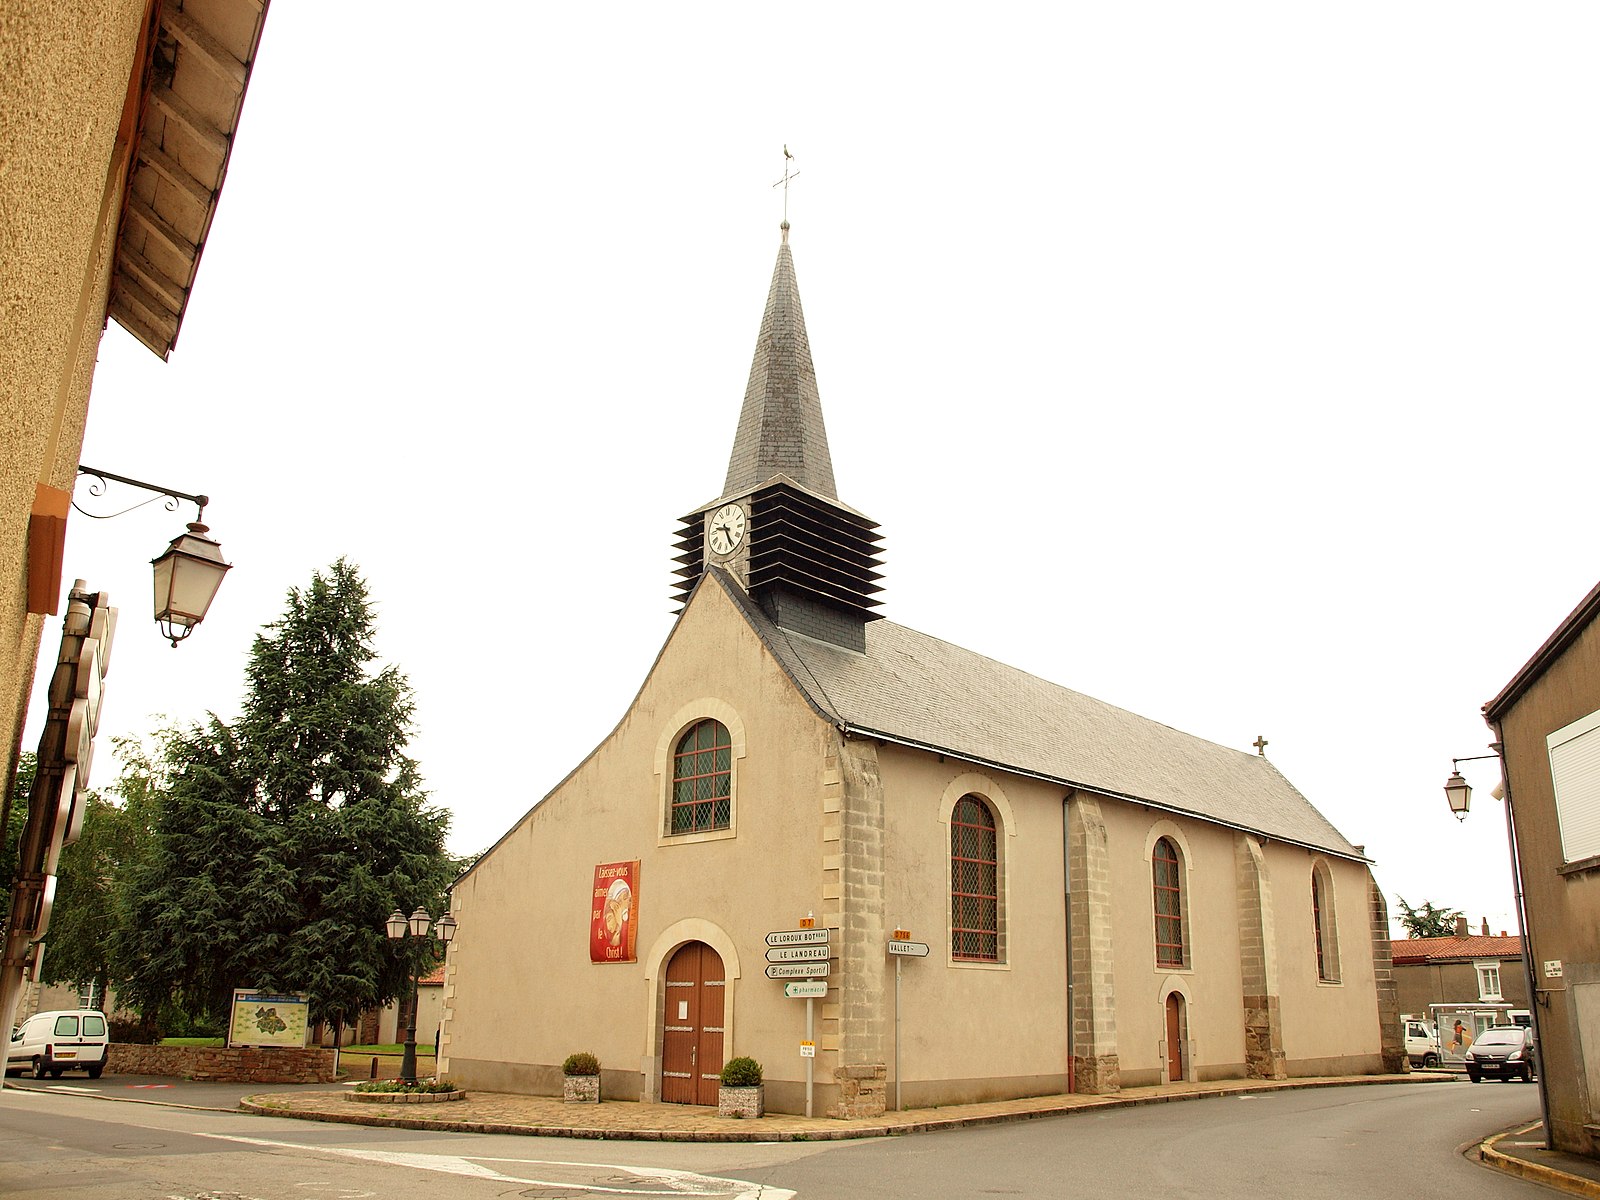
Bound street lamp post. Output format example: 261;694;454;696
1441;747;1552;1149
384;906;456;1084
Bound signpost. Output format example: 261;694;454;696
887;929;927;1112
767;922;829;1116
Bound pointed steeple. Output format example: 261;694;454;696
672;224;883;648
722;223;838;501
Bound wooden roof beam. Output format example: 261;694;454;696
137;138;214;208
159;2;248;88
125;194;198;264
149;83;229;161
115;247;187;313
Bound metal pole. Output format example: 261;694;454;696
400;952;420;1084
805;996;814;1118
895;954;902;1112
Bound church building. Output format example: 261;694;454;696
439;224;1404;1116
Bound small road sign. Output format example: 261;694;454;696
800;1041;815;1058
888;939;930;957
766;944;830;963
766;929;829;947
766;961;830;979
785;981;828;998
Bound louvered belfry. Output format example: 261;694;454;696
672;224;883;649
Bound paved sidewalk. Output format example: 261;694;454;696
239;1073;1438;1143
1480;1121;1600;1200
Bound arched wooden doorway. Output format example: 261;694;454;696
1164;991;1186;1082
662;941;725;1105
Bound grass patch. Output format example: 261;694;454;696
343;1044;436;1057
159;1037;225;1048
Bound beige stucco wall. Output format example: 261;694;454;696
1269;846;1385;1074
1493;612;1600;1156
445;580;1387;1113
1;0;150;776
442;580;839;1107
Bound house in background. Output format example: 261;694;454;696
1482;579;1600;1160
1390;921;1527;1054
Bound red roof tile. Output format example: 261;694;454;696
1390;934;1522;963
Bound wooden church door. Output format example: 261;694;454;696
1165;992;1186;1082
662;941;725;1105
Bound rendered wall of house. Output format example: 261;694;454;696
1392;957;1530;1018
0;0;150;779
1493;613;1600;1157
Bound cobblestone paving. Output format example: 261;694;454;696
242;1073;1433;1143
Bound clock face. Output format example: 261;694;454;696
707;503;747;556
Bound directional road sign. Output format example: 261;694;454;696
887;939;930;957
765;961;830;979
766;944;830;963
784;981;828;999
766;929;829;947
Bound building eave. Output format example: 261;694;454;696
109;0;272;359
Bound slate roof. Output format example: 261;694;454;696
1390;935;1523;964
714;571;1364;859
720;225;838;503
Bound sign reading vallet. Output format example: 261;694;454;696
888;939;930;957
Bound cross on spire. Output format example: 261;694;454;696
1253;735;1269;757
773;144;800;228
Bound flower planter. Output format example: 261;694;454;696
563;1073;600;1103
347;1089;466;1104
718;1083;764;1119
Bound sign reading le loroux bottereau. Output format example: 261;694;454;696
227;990;309;1048
590;860;641;963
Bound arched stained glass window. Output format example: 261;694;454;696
951;795;999;962
669;719;732;834
1153;837;1185;968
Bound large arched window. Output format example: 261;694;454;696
669;719;732;835
1311;860;1341;982
950;795;999;962
1153;837;1186;968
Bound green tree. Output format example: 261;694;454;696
1;753;34;900
1396;896;1465;938
114;560;453;1031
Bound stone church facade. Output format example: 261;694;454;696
439;225;1404;1116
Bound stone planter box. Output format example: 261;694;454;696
346;1090;466;1104
718;1084;764;1119
563;1074;600;1103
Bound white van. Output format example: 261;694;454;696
6;1010;110;1079
1403;1016;1441;1068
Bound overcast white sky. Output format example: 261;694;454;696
32;3;1599;938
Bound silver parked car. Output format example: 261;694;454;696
1465;1025;1537;1083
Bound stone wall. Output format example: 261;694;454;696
107;1044;339;1084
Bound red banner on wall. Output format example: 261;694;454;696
590;861;640;963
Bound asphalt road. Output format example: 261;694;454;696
0;1078;1544;1199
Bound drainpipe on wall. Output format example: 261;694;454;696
1063;790;1076;1094
1486;724;1554;1151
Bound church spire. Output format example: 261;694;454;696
722;224;838;501
672;223;883;647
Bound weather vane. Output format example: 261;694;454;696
773;144;800;225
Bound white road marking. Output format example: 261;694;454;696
189;1131;796;1199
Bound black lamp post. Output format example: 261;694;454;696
384;906;455;1084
